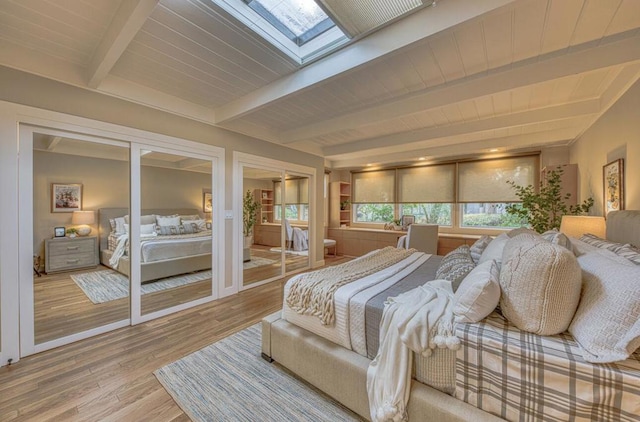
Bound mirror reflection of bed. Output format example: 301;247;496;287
98;208;213;315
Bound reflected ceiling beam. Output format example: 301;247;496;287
46;136;62;151
282;31;640;144
178;157;207;169
87;0;159;89
213;0;517;123
322;99;600;157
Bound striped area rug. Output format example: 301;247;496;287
154;324;363;422
71;269;211;304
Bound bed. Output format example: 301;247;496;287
98;208;212;283
262;210;640;421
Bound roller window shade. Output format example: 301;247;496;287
352;170;395;203
274;179;307;204
285;179;298;204
397;164;455;203
458;156;538;203
299;178;309;204
317;0;430;38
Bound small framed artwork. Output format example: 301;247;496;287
603;159;624;216
401;214;415;230
203;189;213;213
262;191;268;199
54;227;66;238
51;183;82;213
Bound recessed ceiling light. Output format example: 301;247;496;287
418;157;426;161
489;148;499;152
366;163;373;167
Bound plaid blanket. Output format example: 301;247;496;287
456;313;640;421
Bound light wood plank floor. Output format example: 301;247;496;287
3;254;350;421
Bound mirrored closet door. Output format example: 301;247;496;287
138;148;214;317
242;166;284;288
279;173;311;274
26;129;131;348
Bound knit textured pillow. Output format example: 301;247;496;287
469;235;492;265
156;223;200;235
436;245;475;292
569;249;640;363
499;234;582;335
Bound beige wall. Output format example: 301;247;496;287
33;150;212;260
570;78;640;215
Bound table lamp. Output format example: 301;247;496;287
72;210;95;236
559;215;605;239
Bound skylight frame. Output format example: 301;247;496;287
212;0;349;65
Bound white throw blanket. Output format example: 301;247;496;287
292;227;308;251
108;232;157;268
367;280;459;422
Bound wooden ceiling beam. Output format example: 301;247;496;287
87;0;159;89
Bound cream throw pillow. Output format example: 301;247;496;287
499;234;582;335
454;260;501;323
569;250;640;363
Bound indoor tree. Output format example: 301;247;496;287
505;168;594;233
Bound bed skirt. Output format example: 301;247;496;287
261;312;503;422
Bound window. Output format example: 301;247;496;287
349;155;539;231
401;204;452;226
460;203;526;228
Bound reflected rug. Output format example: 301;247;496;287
154;324;361;422
71;269;212;304
243;256;276;269
269;247;308;256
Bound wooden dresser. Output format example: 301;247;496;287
45;236;98;273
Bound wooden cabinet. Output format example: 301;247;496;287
329;182;351;228
541;164;577;206
255;189;274;224
45;236;98;273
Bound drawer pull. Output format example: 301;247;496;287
66;246;80;250
66;259;79;264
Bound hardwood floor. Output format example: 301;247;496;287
3;254;350;421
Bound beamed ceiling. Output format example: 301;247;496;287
1;0;640;168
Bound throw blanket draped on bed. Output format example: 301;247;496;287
286;247;416;325
367;280;459;422
108;232;158;268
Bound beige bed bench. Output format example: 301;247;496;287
261;311;503;422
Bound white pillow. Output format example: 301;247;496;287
123;223;156;235
469;235;492;265
114;217;126;234
183;219;206;231
156;215;181;227
454;259;501;323
569;250;640;363
477;233;509;267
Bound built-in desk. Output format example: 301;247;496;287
327;228;481;257
254;223;309;247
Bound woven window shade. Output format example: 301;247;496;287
352;170;395;203
398;164;455;203
299;178;309;204
458;156;538;203
317;0;429;38
274;179;306;204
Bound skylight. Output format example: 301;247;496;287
213;0;349;64
242;0;335;46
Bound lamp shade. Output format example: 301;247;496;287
72;210;95;225
560;216;605;239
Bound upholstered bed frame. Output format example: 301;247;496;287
98;208;212;283
261;210;640;421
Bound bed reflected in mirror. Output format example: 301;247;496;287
137;150;213;315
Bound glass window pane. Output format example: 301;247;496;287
354;203;394;223
400;204;452;226
460;203;527;228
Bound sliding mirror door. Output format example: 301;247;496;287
139;149;214;316
242;166;283;288
277;174;311;274
29;131;130;347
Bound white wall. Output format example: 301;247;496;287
570;78;640;215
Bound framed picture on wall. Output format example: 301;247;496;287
203;189;213;213
603;159;624;216
51;183;82;213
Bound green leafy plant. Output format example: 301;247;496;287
243;189;261;237
340;199;350;210
65;228;78;235
505;168;594;233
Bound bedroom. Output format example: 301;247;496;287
0;0;640;420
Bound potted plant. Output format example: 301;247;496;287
66;227;78;238
505;168;594;233
340;199;350;210
243;189;260;250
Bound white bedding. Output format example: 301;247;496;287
282;251;430;352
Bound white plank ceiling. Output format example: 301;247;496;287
1;0;640;168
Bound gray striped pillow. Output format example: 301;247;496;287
469;235;492;265
436;245;475;291
156;223;201;235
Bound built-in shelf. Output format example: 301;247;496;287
255;189;274;224
330;181;351;228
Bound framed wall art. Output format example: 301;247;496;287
51;183;82;213
603;159;624;216
203;189;213;213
